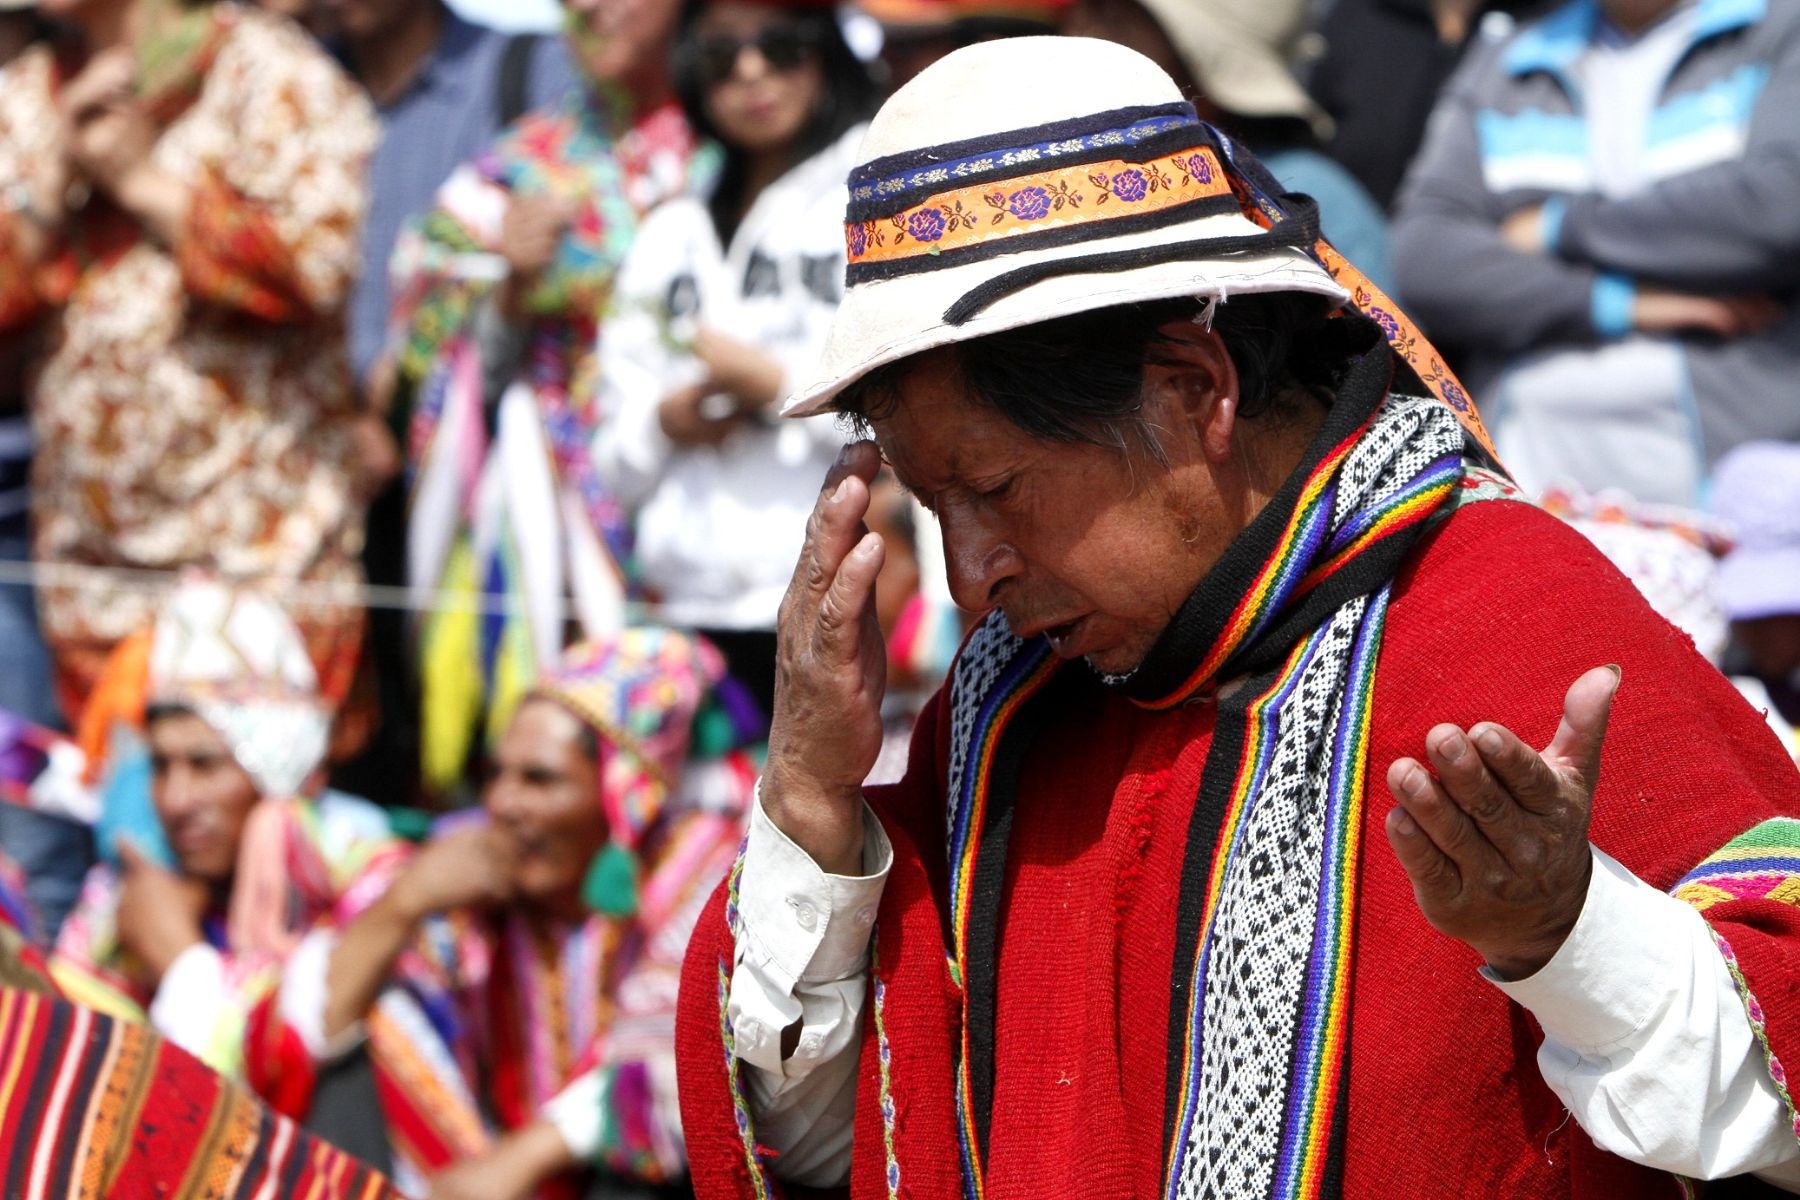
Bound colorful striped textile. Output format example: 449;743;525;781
1673;817;1800;912
0;983;398;1200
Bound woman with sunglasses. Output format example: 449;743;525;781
592;0;879;717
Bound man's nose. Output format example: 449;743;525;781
938;504;1021;613
485;773;523;822
157;764;201;816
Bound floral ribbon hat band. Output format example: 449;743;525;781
780;35;1349;419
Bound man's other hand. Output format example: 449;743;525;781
764;440;888;876
1385;665;1622;980
389;825;518;922
116;840;209;984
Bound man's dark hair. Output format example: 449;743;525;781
671;1;880;241
838;292;1367;461
144;702;198;727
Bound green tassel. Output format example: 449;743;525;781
582;841;638;918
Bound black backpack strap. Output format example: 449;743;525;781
496;32;540;127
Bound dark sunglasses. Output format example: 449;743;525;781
692;25;820;85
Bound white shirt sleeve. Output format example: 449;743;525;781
727;787;893;1188
148;943;228;1060
542;1066;605;1161
274;928;368;1063
1491;846;1800;1187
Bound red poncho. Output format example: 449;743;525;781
679;496;1800;1198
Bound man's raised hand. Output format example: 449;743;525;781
1385;665;1622;980
763;441;888;876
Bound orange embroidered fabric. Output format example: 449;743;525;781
845;147;1229;266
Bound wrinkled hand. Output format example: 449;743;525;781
1633;286;1782;339
693;325;785;412
390;825;518;921
765;441;888;875
1385;665;1622;980
498;194;575;281
657;379;743;448
115;841;210;984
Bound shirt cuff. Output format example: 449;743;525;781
736;781;892;990
1489;846;1699;1055
277;929;366;1062
542;1067;605;1162
1589;272;1636;340
149;943;227;1059
1538;196;1569;254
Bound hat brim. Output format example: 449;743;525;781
783;206;1348;417
1717;545;1800;620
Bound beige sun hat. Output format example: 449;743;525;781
1135;0;1331;138
781;36;1350;418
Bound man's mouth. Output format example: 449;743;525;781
1032;615;1089;657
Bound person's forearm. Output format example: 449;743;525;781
323;887;421;1041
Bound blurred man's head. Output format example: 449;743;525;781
486;631;725;919
562;0;683;92
132;582;332;882
483;697;608;917
146;707;263;884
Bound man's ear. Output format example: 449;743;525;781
1140;316;1240;463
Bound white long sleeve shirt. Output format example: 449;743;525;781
592;127;863;632
728;793;1800;1190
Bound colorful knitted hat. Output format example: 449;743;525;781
527;628;726;916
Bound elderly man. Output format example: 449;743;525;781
675;36;1800;1199
273;630;751;1199
49;581;404;1081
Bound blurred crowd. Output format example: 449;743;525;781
0;0;1795;1194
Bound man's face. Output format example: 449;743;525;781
484;699;608;912
871;348;1238;677
149;712;263;885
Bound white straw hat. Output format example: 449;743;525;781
782;35;1350;418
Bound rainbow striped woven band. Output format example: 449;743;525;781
945;638;1060;1198
1674;818;1800;912
844;104;1241;285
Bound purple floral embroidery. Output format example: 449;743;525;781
1007;186;1051;221
847;222;868;257
1111;169;1149;202
1440;377;1472;413
1188;154;1213;184
907;207;947;243
1368;306;1402;341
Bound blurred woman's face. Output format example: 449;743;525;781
563;0;681;88
694;2;825;156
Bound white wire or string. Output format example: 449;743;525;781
0;558;640;621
